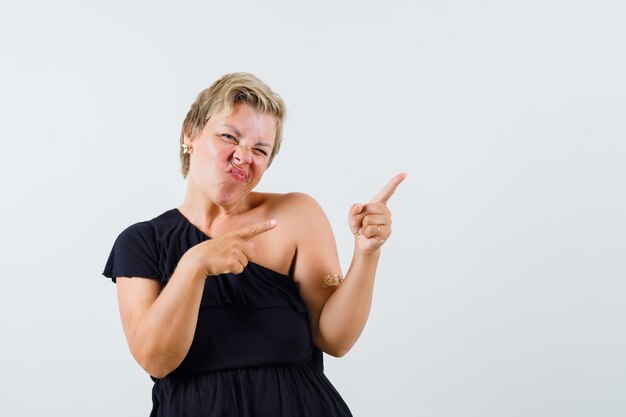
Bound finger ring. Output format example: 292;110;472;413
375;225;381;237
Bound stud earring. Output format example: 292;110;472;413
182;144;192;154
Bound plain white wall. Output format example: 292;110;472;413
1;0;625;416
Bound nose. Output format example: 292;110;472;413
233;144;253;165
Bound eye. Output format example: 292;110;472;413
253;148;268;156
221;133;238;143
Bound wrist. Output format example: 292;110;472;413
354;243;381;259
180;250;207;280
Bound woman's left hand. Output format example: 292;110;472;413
349;173;407;255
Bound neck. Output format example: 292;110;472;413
178;185;253;233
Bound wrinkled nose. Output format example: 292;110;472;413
233;144;253;165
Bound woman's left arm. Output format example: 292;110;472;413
291;173;406;357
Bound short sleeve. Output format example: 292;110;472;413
102;222;161;283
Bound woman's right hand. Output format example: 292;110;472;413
183;219;277;276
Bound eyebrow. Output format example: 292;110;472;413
221;124;273;148
222;124;242;137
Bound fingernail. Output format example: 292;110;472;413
269;219;277;226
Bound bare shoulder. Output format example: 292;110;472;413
257;191;337;262
256;191;326;222
251;191;331;260
242;192;330;276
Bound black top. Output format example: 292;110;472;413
103;208;352;417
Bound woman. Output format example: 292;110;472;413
103;72;406;416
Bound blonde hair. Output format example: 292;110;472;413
179;72;286;178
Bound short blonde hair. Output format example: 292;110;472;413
179;72;286;178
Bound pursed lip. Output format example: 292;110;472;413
229;164;249;181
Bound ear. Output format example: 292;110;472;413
183;131;199;154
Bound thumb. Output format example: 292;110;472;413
242;240;256;261
348;203;364;234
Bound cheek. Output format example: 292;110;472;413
209;145;234;166
253;157;269;173
251;161;265;178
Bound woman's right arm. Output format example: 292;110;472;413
115;219;277;379
116;259;206;379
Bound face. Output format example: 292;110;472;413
185;102;277;206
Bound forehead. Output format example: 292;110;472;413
209;102;277;145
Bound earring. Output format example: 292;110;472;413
182;143;192;154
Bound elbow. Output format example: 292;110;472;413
127;327;190;379
324;347;350;358
317;338;353;358
137;354;176;379
132;345;180;379
140;361;173;379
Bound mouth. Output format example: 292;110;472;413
229;165;248;183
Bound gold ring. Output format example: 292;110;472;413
376;225;381;236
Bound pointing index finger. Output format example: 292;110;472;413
234;219;277;240
370;173;407;204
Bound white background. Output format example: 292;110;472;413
1;0;625;416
